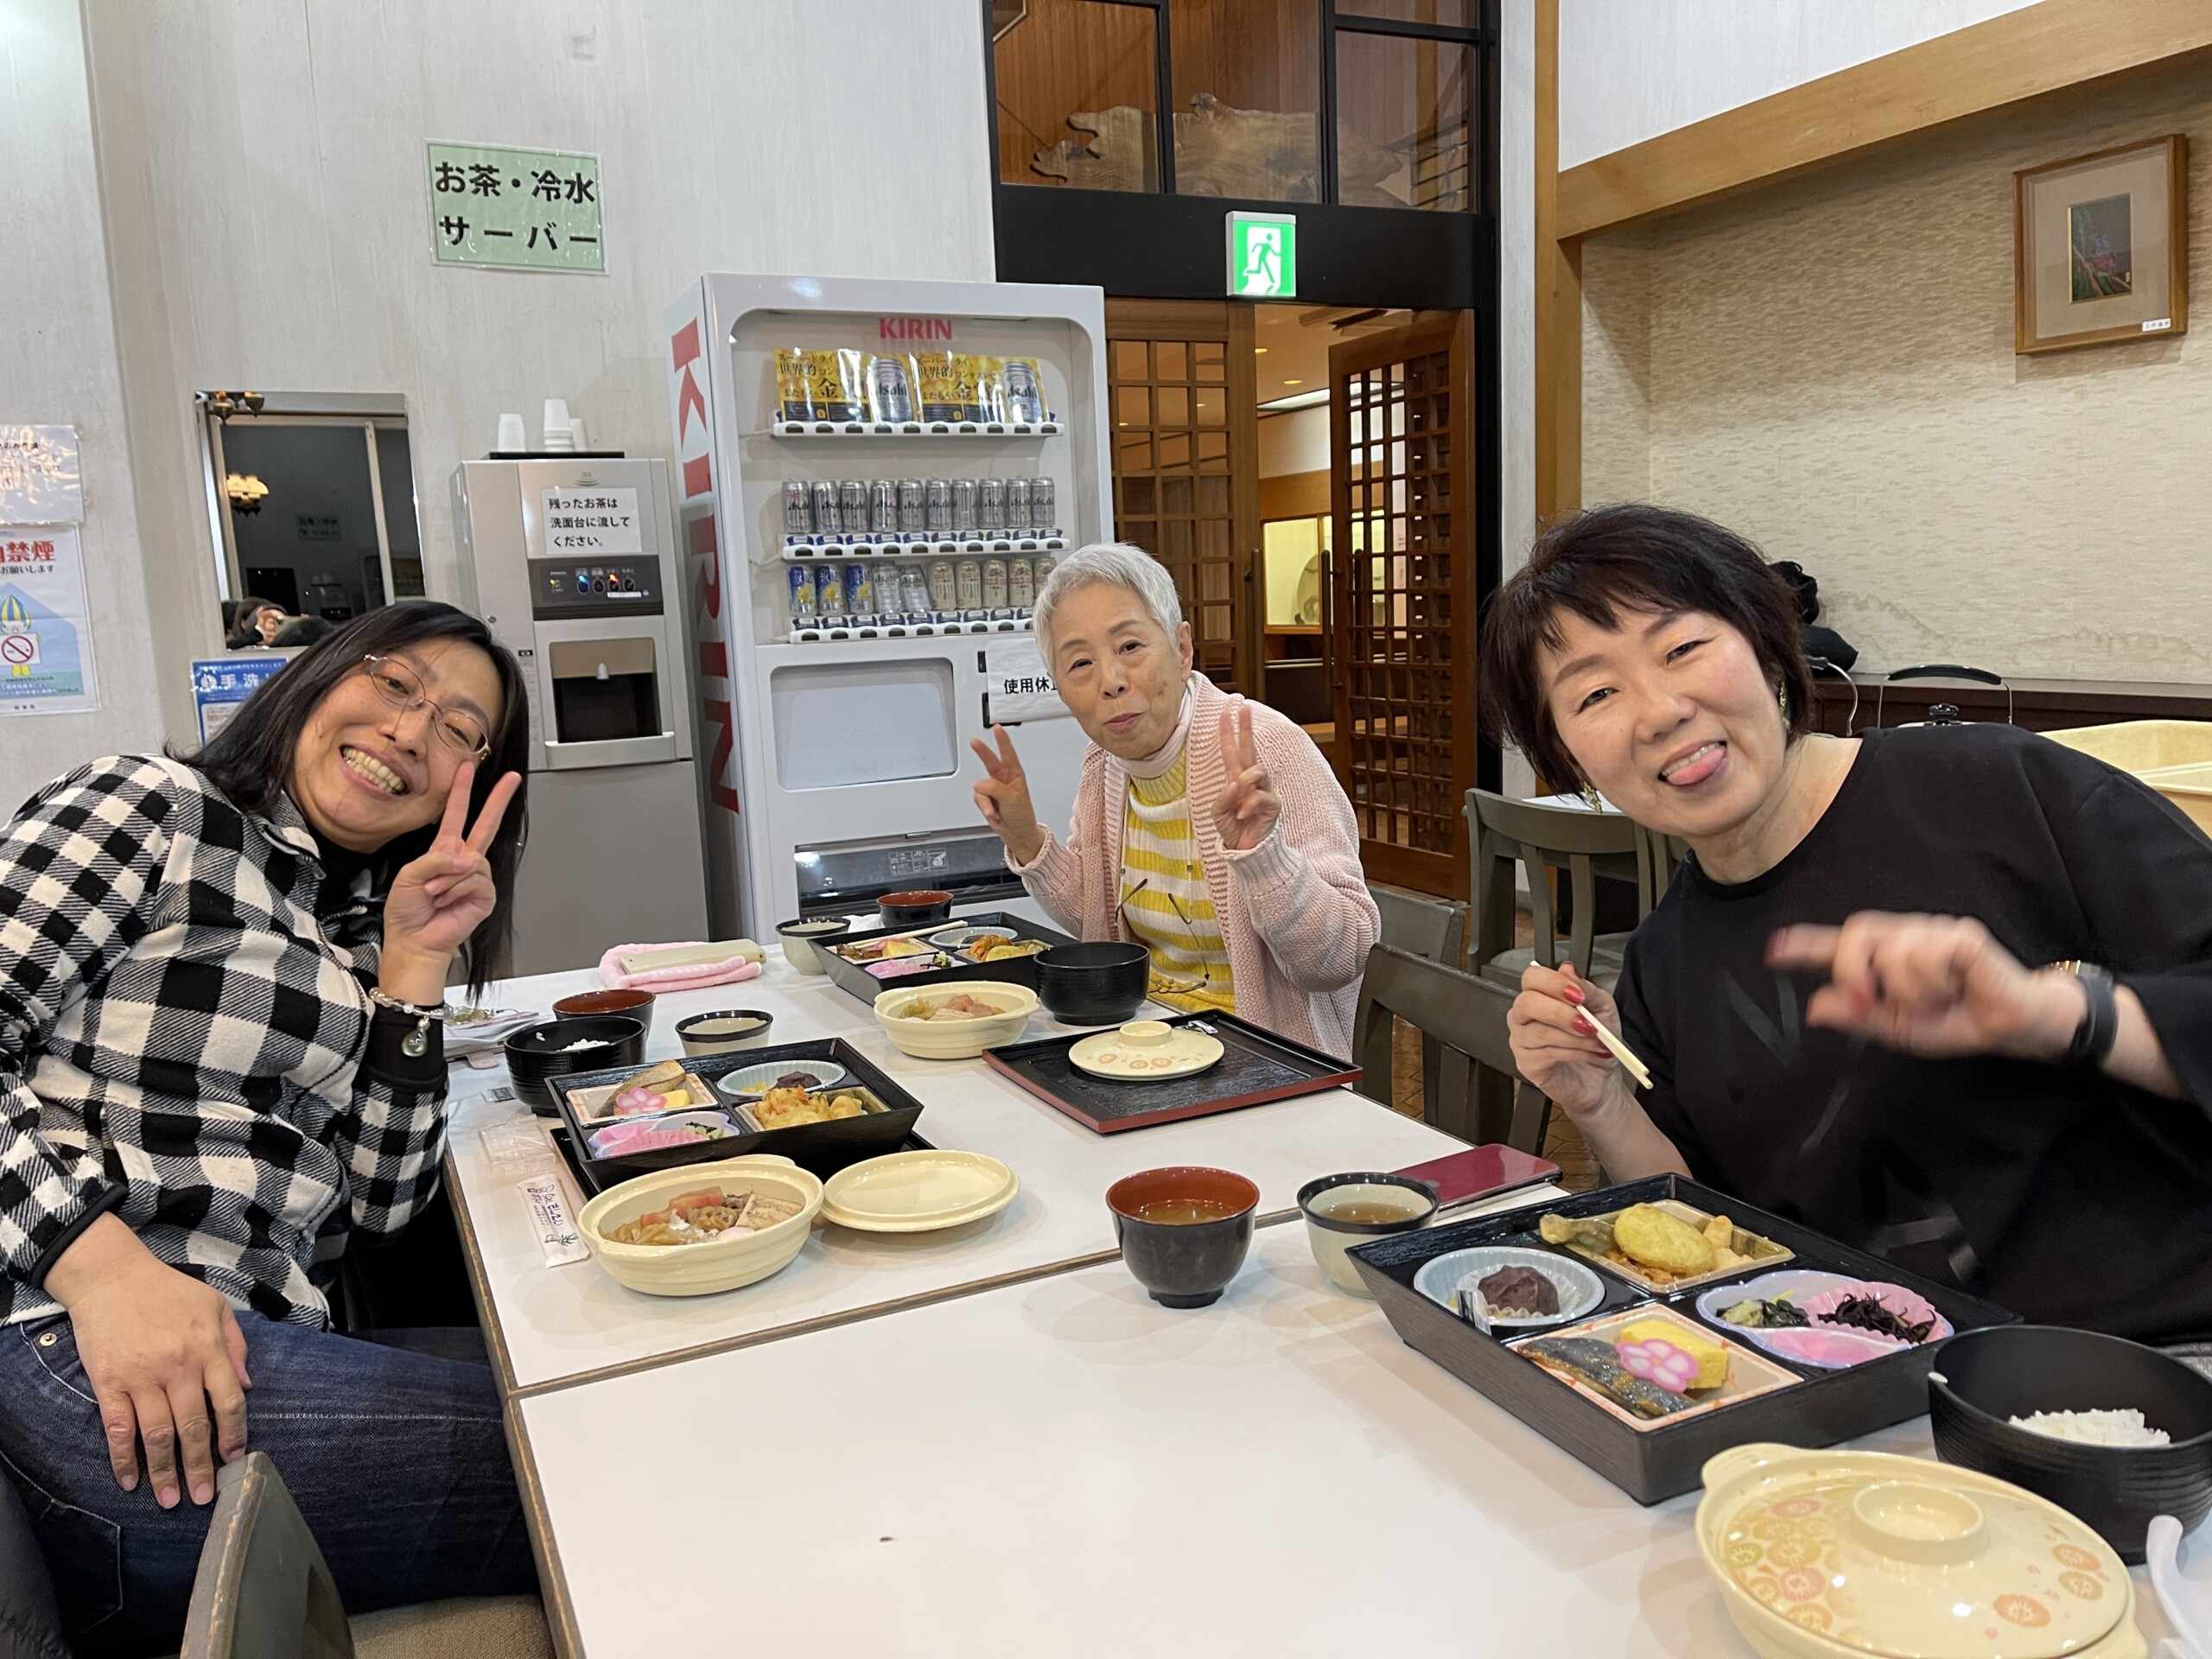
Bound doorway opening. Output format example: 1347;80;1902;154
197;391;425;647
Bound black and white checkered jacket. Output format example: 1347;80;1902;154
0;755;449;1329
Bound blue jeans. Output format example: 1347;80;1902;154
0;1312;536;1658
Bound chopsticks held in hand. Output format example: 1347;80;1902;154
1581;1011;1653;1091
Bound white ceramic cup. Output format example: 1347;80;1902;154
1296;1173;1439;1298
496;412;526;452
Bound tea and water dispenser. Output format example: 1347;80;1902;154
452;457;709;973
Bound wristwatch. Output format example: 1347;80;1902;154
2051;960;2118;1069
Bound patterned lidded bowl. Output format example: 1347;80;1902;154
1695;1442;2145;1659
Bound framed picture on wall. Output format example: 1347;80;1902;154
2014;134;2188;353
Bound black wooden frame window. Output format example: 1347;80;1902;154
987;0;1496;213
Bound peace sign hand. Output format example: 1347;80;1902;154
378;762;522;1001
969;725;1046;866
1211;706;1281;853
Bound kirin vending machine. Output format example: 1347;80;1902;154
663;275;1108;938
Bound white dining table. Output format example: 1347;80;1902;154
512;1221;2195;1658
443;957;1478;1395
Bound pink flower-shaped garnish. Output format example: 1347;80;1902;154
613;1085;666;1116
1616;1337;1700;1393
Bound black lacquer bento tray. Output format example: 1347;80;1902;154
1351;1174;2019;1504
546;1037;925;1193
817;910;1078;1007
983;1012;1361;1134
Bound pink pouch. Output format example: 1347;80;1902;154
598;943;766;992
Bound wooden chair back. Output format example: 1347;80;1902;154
1352;943;1552;1152
182;1454;354;1659
1465;789;1642;978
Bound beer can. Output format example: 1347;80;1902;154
950;478;979;537
869;478;899;537
1031;554;1056;589
1031;476;1056;532
786;563;817;621
925;478;955;537
810;480;842;538
901;563;931;618
957;559;983;611
813;562;847;616
897;479;927;536
781;480;813;537
1005;476;1033;531
926;559;958;613
977;476;1007;533
839;480;869;536
846;563;876;618
982;558;1008;610
1008;556;1035;608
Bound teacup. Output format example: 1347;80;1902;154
675;1008;775;1056
1106;1166;1259;1309
1296;1172;1439;1298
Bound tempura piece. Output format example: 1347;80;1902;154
1539;1213;1617;1255
1612;1204;1716;1277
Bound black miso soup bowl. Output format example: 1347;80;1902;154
1929;1323;2212;1562
505;1015;647;1113
1106;1166;1260;1309
1036;941;1149;1026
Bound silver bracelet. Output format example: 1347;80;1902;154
368;988;448;1058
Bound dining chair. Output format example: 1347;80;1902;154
1368;881;1468;970
1465;789;1643;993
181;1453;553;1659
1351;943;1552;1154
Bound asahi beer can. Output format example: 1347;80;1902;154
846;563;875;618
1005;476;1033;532
957;559;983;611
839;480;870;536
869;356;913;423
925;478;955;537
1031;554;1056;588
897;479;927;537
781;480;813;537
977;477;1007;533
901;563;931;618
1030;477;1056;532
950;478;979;537
1008;556;1035;608
813;563;847;616
810;480;842;538
982;558;1008;610
928;559;959;613
787;564;817;621
868;478;898;536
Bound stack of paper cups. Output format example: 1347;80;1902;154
495;413;526;453
569;416;588;451
542;399;573;452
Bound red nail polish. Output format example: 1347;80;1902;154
1561;985;1586;1006
1574;1014;1594;1033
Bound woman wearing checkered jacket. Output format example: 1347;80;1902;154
0;601;534;1655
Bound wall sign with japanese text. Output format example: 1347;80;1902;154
542;487;641;554
191;656;289;744
0;525;99;716
0;426;83;524
984;637;1069;724
426;142;604;274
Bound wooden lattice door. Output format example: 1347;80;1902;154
1327;312;1476;899
1103;300;1262;695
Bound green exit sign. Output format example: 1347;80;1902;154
1227;212;1298;299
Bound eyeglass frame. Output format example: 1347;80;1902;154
356;653;493;760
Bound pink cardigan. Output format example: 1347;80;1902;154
1011;675;1379;1056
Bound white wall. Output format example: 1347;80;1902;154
0;0;164;804
48;0;996;762
1256;404;1328;478
1556;0;2042;169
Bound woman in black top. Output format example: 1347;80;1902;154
0;601;532;1652
1482;505;2212;1345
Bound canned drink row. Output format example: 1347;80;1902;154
786;556;1056;625
781;476;1059;539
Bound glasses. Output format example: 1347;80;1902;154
359;655;491;760
1117;874;1211;997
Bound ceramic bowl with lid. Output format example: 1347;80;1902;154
1696;1441;2145;1659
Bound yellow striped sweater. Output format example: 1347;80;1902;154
1119;755;1236;1014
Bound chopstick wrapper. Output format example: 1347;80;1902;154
599;940;766;991
519;1173;590;1267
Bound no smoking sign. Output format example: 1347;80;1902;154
2;632;41;667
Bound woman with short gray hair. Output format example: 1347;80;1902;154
971;543;1377;1054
